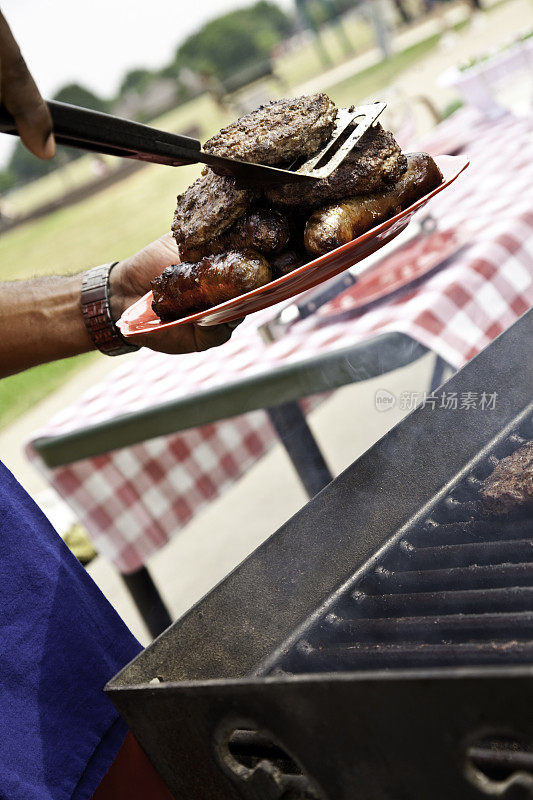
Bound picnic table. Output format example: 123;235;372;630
28;108;533;637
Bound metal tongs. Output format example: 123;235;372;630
0;99;386;186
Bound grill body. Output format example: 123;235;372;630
107;309;533;800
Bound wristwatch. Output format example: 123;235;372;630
81;262;140;356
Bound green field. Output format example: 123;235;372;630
0;22;451;431
275;14;375;87
0;353;96;431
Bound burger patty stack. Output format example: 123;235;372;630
151;93;443;321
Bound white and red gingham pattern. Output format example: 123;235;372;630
27;110;533;573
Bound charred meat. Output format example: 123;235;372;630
479;440;533;516
304;193;401;258
171;169;257;250
203;93;337;166
270;249;306;278
155;94;443;323
179;207;290;262
265;124;407;208
304;153;442;257
172;94;337;251
393;151;443;208
151;250;271;320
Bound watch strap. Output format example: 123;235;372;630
81;262;140;356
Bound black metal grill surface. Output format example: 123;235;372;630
259;421;533;677
107;309;533;800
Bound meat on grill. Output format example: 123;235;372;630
179;207;290;262
151;250;271;320
304;152;442;257
265;124;407;208
479;440;533;515
171;168;257;250
203;93;337;166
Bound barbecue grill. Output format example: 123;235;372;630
107;308;533;800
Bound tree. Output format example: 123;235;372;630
6;82;109;186
174;1;295;80
119;68;154;96
8;140;55;184
53;83;109;112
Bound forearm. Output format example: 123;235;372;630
0;275;95;377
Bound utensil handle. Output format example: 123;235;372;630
296;272;359;319
0;100;203;166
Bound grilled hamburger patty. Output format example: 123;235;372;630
151;250;271;320
171;99;405;252
266;124;407;208
179;207;290;262
171;168;257;249
479;441;533;516
203;93;337;166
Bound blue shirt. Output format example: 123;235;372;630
0;461;142;800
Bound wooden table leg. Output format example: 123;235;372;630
267;401;333;499
122;566;172;639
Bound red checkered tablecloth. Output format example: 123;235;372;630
28;109;533;573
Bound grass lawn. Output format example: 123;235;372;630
326;34;442;107
4;93;230;220
276;14;375;87
0;353;96;431
0;22;456;431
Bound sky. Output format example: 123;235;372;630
0;0;293;166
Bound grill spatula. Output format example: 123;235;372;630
0;99;386;186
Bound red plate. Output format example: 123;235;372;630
118;154;468;337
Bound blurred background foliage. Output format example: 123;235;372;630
174;1;294;79
0;0;386;190
0;1;296;189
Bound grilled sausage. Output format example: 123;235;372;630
151;250;272;321
179;207;290;262
270;249;306;278
304;153;442;257
395;152;443;208
304;194;402;257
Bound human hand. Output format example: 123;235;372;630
0;11;55;159
110;232;238;354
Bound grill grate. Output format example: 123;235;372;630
261;416;533;676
